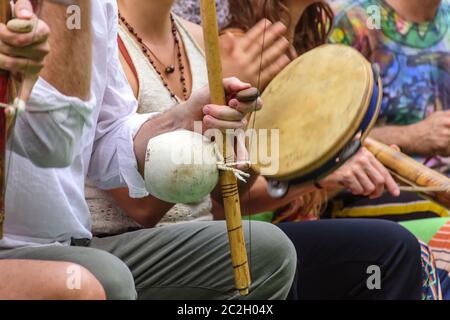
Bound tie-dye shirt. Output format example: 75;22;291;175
330;0;450;127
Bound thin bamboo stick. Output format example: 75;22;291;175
363;137;450;210
0;0;13;239
200;0;251;296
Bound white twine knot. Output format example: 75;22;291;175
214;142;251;183
217;161;251;183
13;98;26;115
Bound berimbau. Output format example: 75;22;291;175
0;0;14;239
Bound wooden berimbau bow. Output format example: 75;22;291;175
0;0;40;239
200;1;251;296
0;1;14;239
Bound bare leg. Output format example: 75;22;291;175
0;260;106;300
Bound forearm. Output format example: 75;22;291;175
107;188;174;228
369;125;421;155
39;0;92;100
212;175;317;219
244;179;317;215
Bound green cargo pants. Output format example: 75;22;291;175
0;221;296;300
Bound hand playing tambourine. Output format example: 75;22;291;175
318;146;401;199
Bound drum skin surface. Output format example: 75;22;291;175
253;44;374;181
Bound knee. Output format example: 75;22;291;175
396;224;421;267
62;260;136;300
368;220;423;298
245;222;297;299
91;252;137;300
47;263;106;300
397;224;421;253
71;266;106;300
376;220;420;261
366;220;422;279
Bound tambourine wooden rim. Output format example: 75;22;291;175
251;44;383;184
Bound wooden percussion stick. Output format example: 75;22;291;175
200;0;251;296
0;0;42;239
363;137;450;210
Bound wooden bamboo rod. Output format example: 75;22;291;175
200;0;251;296
363;137;450;210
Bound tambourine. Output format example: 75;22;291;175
251;44;383;197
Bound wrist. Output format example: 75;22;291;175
168;102;193;132
402;123;422;154
404;123;418;139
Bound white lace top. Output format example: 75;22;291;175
88;15;213;236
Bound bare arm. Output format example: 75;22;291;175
370;125;419;155
370;110;450;157
107;188;174;228
40;0;92;100
212;175;317;220
0;0;94;166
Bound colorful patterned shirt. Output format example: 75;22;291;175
329;5;450;298
172;0;230;29
330;0;450;127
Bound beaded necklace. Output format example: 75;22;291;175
119;13;188;100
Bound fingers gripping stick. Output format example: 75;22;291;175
236;87;260;103
2;1;35;114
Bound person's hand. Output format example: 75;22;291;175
406;111;450;157
319;147;400;199
220;19;291;91
181;77;262;132
135;78;261;174
179;78;261;166
0;0;50;101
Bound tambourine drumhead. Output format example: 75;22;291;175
252;44;375;181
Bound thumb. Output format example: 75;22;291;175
222;77;251;95
14;0;34;20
